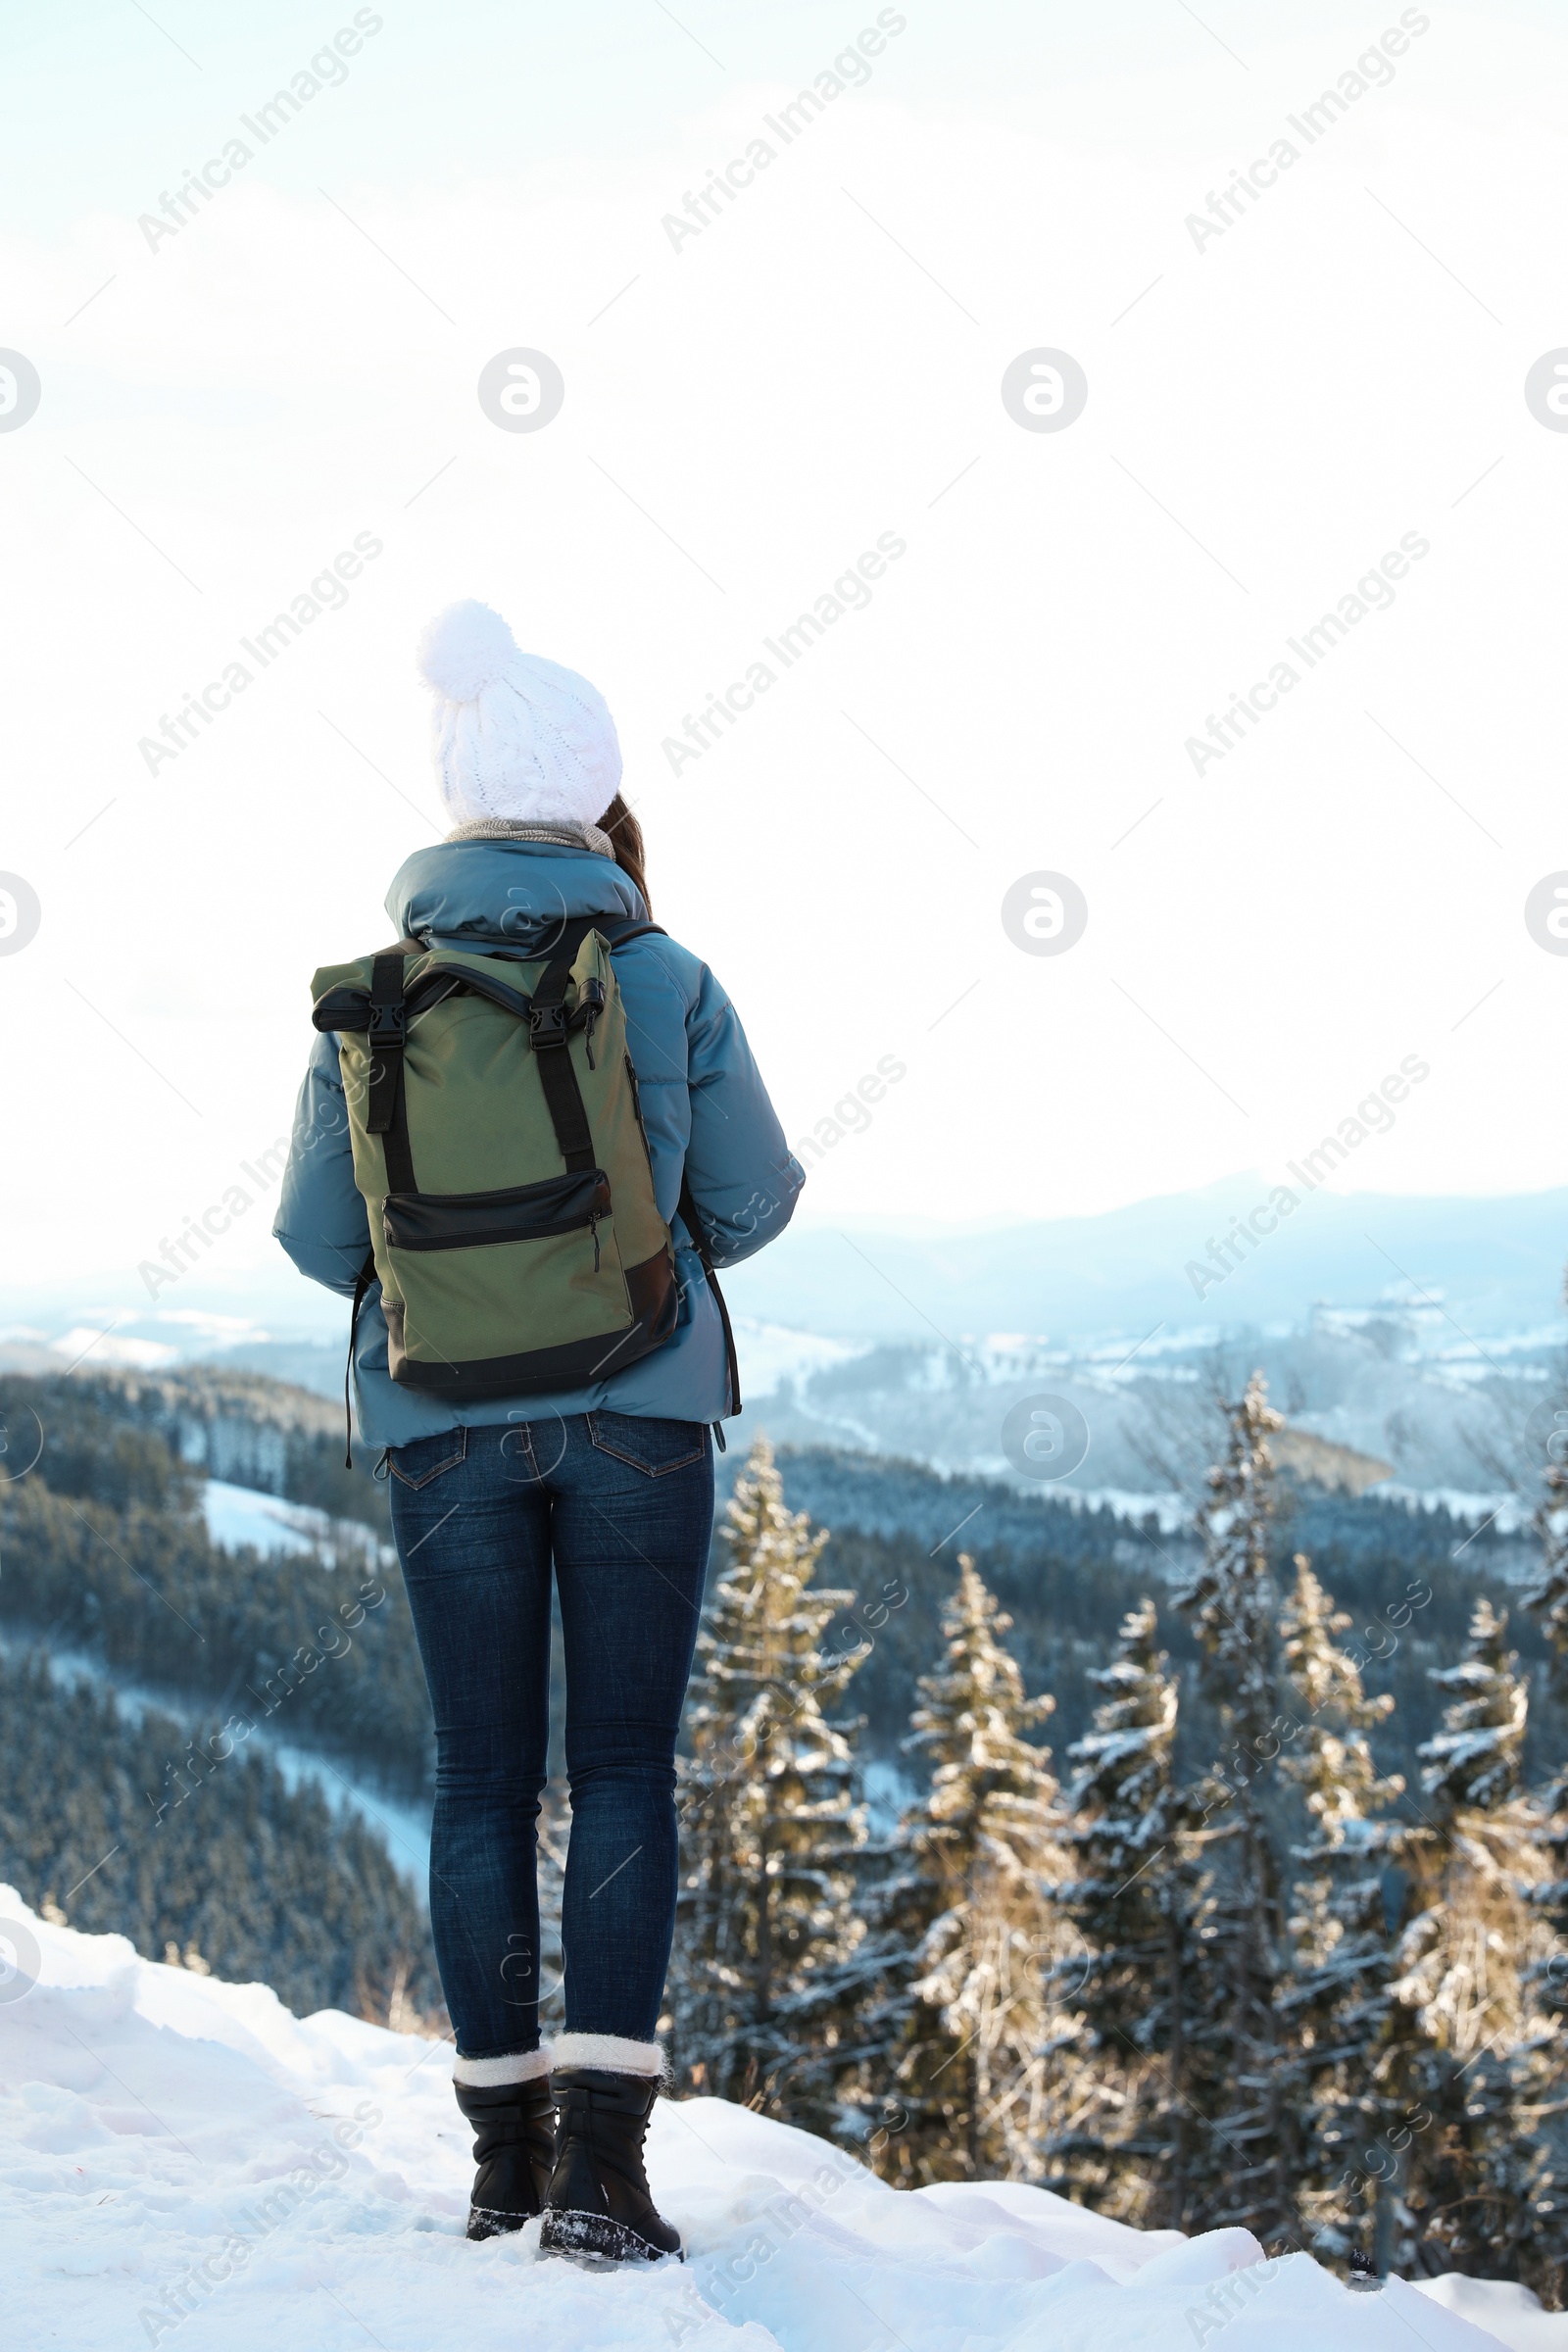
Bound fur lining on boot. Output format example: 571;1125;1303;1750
550;2033;666;2081
453;2047;553;2087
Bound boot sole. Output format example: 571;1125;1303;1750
466;2204;535;2241
540;2207;682;2264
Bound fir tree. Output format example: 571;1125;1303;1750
1526;1441;1568;1682
667;1440;866;2115
1522;1278;1568;1694
1386;1601;1555;2286
1053;1598;1197;2221
1274;1554;1404;2263
1519;1391;1568;2300
1525;1401;1568;2019
1175;1371;1297;2245
1418;1598;1528;1816
883;1554;1075;2184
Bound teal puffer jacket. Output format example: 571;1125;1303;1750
273;837;804;1447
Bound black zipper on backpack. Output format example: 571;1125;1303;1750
624;1054;655;1177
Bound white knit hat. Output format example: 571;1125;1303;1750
416;600;622;829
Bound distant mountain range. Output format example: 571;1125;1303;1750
722;1180;1568;1343
3;1181;1564;1503
5;1181;1564;1364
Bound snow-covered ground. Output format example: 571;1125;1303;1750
201;1479;330;1558
732;1320;871;1398
1;1893;1560;2351
200;1479;382;1565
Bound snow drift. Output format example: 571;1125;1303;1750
0;1890;1559;2352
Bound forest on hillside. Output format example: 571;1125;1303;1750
0;1651;437;2020
0;1368;1552;1801
4;1363;1568;2289
664;1398;1568;2297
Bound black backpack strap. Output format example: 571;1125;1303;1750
554;918;738;1433
343;937;425;1455
596;918;666;948
526;916;665;1010
677;1173;741;1439
525;917;667;1174
526;918;603;1173
365;952;407;1135
522;919;739;1433
343;1250;379;1467
366;951;418;1192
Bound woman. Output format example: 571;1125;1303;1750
274;600;803;2260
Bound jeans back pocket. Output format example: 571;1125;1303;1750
387;1427;469;1489
586;1411;706;1478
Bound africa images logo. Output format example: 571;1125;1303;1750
0;351;40;432
0;874;42;956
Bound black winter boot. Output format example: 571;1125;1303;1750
454;2076;557;2241
539;2068;682;2262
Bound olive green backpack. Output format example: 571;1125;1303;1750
311;915;738;1452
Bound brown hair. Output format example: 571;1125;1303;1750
600;793;651;915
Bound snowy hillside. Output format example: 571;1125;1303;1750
8;1272;1566;1506
1;1895;1560;2352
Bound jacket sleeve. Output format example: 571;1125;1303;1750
679;961;805;1269
272;1030;373;1298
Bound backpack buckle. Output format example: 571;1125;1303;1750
368;1003;406;1052
529;1003;568;1050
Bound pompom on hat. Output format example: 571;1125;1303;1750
416;600;622;831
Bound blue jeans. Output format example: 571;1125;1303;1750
386;1412;712;2060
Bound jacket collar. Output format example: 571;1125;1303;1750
386;835;646;949
443;817;614;859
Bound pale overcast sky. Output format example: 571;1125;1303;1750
2;1;1566;1317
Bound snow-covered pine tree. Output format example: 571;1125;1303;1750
883;1553;1076;2185
1273;1554;1404;2264
1521;1279;1568;1682
1174;1371;1297;2246
1526;1433;1568;1674
1053;1597;1198;2222
666;1439;868;2117
1386;1599;1558;2289
1519;1390;1568;2303
1525;1402;1568;2014
1520;1390;1568;2297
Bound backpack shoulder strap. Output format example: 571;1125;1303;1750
596;918;666;947
560;917;741;1432
521;916;664;1025
592;920;739;1431
343;1250;378;1467
524;918;669;1166
677;1172;741;1434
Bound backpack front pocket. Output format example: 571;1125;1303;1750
383;1170;611;1253
380;1169;640;1389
